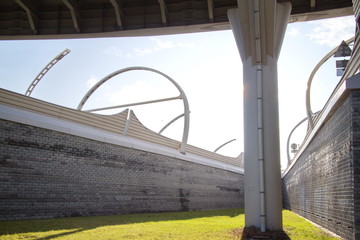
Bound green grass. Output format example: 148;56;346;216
0;209;338;240
282;210;338;240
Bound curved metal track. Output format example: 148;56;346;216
25;49;71;96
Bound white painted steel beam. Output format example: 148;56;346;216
109;0;124;29
77;66;190;154
84;96;181;113
214;139;236;153
311;0;316;10
305;37;354;129
207;0;214;22
159;113;185;134
14;0;38;34
62;0;81;33
228;0;291;231
158;0;168;25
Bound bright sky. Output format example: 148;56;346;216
0;15;355;169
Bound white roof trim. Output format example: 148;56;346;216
0;104;244;174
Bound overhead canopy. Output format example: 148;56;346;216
0;0;353;40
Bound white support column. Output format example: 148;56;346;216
228;0;291;231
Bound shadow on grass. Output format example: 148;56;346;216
232;226;290;240
36;229;84;240
0;208;244;239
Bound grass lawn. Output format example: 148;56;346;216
0;209;338;240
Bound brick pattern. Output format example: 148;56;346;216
352;91;360;239
282;91;359;240
0;119;244;220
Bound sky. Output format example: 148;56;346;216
0;15;355;169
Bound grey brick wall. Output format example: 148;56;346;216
352;91;360;240
282;91;360;240
0;119;244;220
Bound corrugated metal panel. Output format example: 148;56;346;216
0;88;127;134
0;88;242;168
186;144;242;167
127;110;181;149
126;111;243;167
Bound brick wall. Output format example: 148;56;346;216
282;91;360;240
352;91;360;240
0;119;244;220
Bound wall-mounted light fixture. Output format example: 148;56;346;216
334;40;352;76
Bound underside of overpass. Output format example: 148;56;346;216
1;0;357;234
0;0;353;40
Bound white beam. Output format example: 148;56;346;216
311;0;316;10
207;0;214;22
158;0;168;25
62;0;81;33
84;96;181;113
14;0;38;34
109;0;124;29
